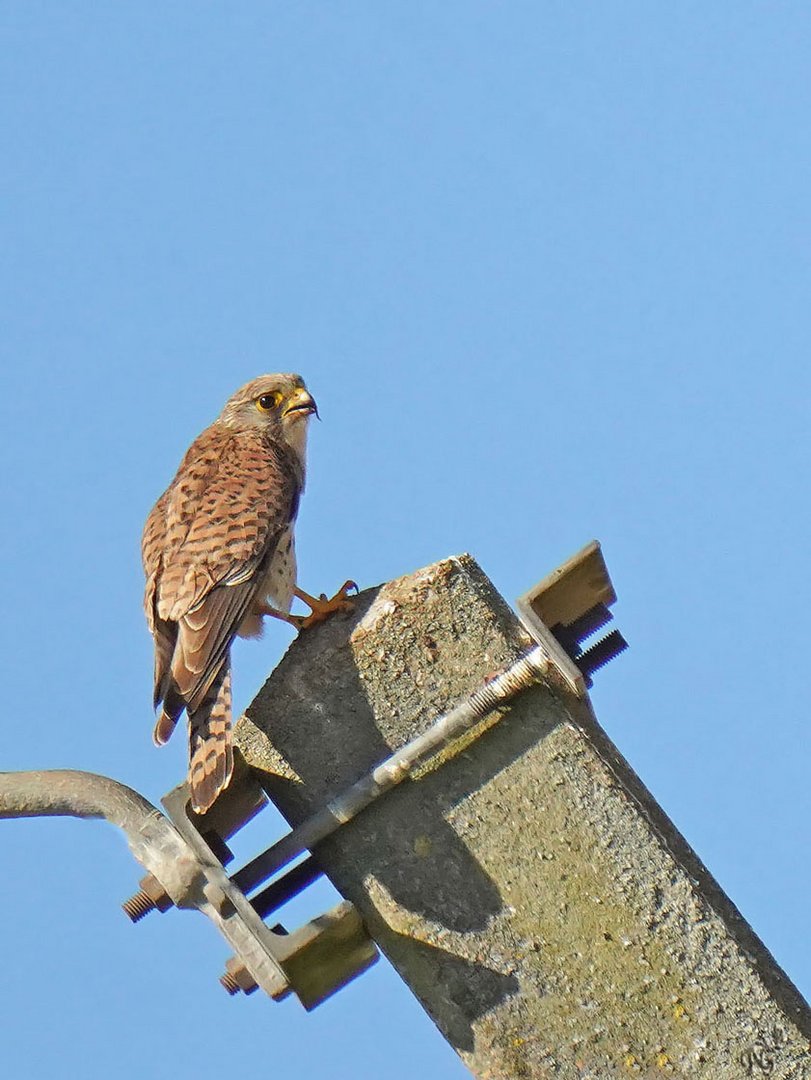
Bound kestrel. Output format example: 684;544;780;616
142;374;354;814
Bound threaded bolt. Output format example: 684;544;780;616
122;889;156;923
122;874;173;923
219;961;259;996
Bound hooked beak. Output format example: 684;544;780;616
283;389;319;420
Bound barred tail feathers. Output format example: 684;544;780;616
187;663;234;814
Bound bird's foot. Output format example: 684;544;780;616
290;580;358;631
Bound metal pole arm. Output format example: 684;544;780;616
0;767;375;1006
0;768;160;829
0;769;204;908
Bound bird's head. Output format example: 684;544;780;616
219;374;318;450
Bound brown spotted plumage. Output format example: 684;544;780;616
142;374;316;813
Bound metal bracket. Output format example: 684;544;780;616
516;540;628;693
0;768;374;1008
147;763;379;1008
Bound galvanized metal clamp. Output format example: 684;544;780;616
516;539;628;694
126;758;379;1008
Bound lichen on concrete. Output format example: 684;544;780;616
234;554;811;1079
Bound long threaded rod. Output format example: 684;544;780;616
232;646;549;895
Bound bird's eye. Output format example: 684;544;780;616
256;392;282;412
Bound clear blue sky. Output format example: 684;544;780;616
2;4;809;1077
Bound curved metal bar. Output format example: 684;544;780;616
0;769;297;999
0;769;204;906
0;769;160;830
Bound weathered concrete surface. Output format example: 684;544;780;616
234;555;811;1079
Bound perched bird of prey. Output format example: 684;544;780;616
142;374;354;814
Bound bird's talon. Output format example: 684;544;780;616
291;579;358;630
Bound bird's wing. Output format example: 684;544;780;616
151;425;299;714
142;490;177;708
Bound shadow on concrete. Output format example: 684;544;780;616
377;934;520;1053
238;571;560;1040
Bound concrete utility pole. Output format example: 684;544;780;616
234;553;811;1079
